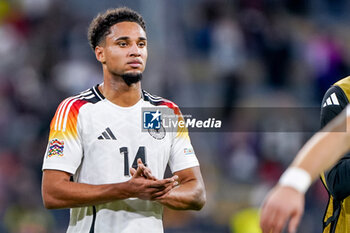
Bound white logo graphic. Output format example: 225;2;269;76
323;93;340;107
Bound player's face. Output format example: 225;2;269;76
99;21;148;77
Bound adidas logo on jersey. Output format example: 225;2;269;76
323;93;340;107
98;128;117;140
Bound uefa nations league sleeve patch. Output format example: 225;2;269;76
184;148;194;155
48;138;64;157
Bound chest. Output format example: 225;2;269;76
77;104;172;181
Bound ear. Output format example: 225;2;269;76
95;46;106;64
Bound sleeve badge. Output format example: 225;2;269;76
47;138;64;157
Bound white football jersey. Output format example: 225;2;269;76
42;85;199;233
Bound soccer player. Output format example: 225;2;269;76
319;76;350;233
260;92;350;232
41;7;206;233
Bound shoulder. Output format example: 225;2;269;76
142;90;181;115
334;76;350;98
58;85;104;111
320;77;350;127
322;76;350;108
51;85;105;131
72;85;105;106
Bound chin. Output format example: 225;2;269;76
121;72;143;86
125;70;142;75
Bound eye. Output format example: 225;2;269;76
138;41;146;47
118;41;128;47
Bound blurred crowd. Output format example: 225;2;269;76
1;0;350;232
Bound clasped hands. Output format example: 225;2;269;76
128;159;179;201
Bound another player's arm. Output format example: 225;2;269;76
260;107;350;233
155;166;206;210
290;86;350;181
290;109;350;180
42;165;177;209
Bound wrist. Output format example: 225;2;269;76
114;181;134;199
278;167;311;194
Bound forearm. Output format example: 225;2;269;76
42;168;176;209
291;113;350;181
157;179;205;210
42;178;130;209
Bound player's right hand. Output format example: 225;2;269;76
260;185;304;233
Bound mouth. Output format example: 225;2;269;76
127;60;142;68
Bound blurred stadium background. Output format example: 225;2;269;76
1;0;350;232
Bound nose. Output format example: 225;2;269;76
129;42;141;57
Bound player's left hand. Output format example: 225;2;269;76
260;185;304;233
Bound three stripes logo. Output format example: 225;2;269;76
322;93;339;107
98;127;117;140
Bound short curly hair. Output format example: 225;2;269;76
87;7;146;51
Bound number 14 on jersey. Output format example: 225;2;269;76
119;146;146;176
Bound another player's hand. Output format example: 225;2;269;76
128;159;178;200
260;185;304;233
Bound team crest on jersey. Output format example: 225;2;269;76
48;138;64;157
148;125;166;140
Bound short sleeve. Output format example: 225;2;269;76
42;98;88;175
168;108;199;173
320;85;348;128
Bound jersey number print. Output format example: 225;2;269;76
119;146;146;176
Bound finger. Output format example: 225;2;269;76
143;169;157;180
137;158;144;166
260;201;278;233
170;175;179;182
130;167;136;176
136;159;157;180
262;202;288;233
259;200;270;233
151;184;174;199
149;178;174;188
273;211;288;233
133;165;143;178
152;180;179;199
138;164;157;180
288;210;302;233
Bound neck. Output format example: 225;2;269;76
99;72;142;107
